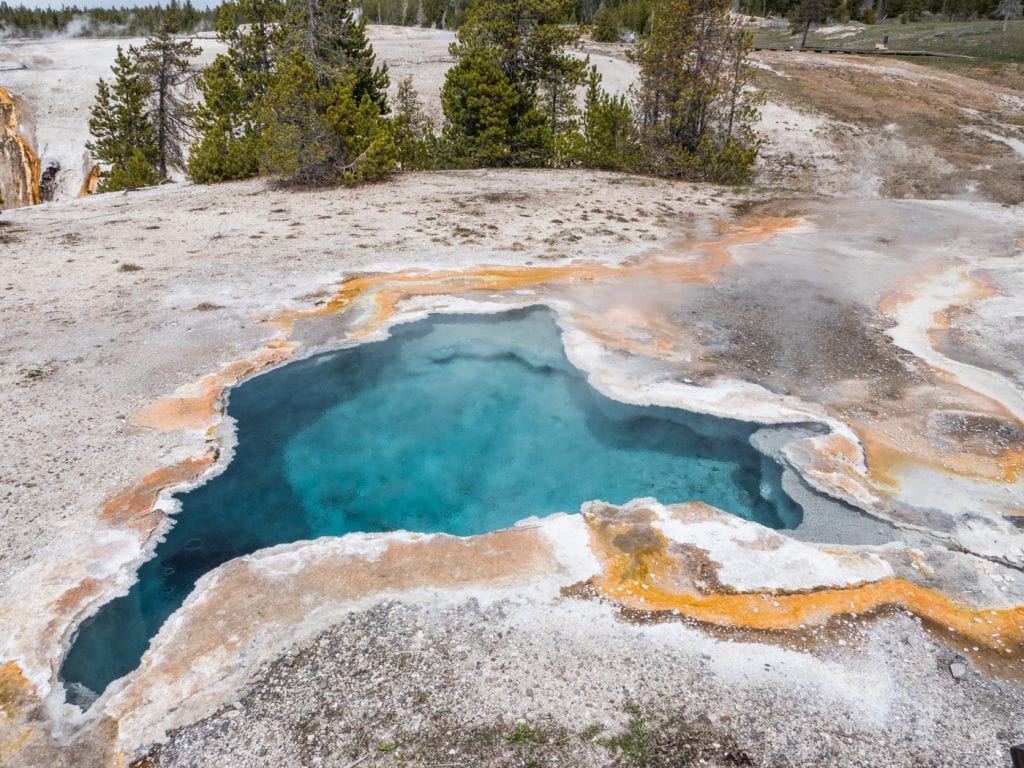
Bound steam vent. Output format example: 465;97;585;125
1;21;1024;768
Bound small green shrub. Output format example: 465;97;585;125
600;701;692;766
504;721;549;746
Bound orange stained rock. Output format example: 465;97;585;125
926;271;998;343
0;661;34;762
277;215;803;339
0;87;41;208
876;262;993;319
50;576;107;619
584;513;1024;654
998;448;1024;490
0;661;31;711
80;164;101;196
134;343;295;432
844;409;1024;490
101;455;213;530
377;527;556;586
571;311;689;360
813;432;864;466
870;265;1024;488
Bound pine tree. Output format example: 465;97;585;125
259;0;395;184
540;53;585;152
86;46;161;192
134;16;201;177
217;0;284;78
449;0;582;98
441;52;551;167
100;148;164;191
189;57;264;182
188;0;285;183
280;0;390;111
443;0;584;166
634;0;762;182
591;2;619;41
791;0;828;48
261;50;396;184
391;75;438;170
577;65;638;170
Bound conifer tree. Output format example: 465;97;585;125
87;46;162;192
591;2;619;41
280;0;390;111
260;50;396;184
188;0;285;183
634;0;762;182
391;76;438;170
134;12;201;177
577;65;638;169
450;0;582;98
99;148;165;192
441;53;551;167
217;0;284;78
791;0;829;48
260;0;395;184
443;0;583;166
541;54;585;152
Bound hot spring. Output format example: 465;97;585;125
61;307;803;701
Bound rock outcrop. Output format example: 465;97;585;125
80;163;101;196
0;87;41;211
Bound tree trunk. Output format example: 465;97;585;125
158;51;168;177
726;46;742;138
800;17;811;48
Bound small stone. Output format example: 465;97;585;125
949;662;967;680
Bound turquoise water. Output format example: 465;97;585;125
60;308;802;702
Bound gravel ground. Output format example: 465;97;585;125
140;598;1024;768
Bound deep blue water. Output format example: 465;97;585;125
60;308;802;702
